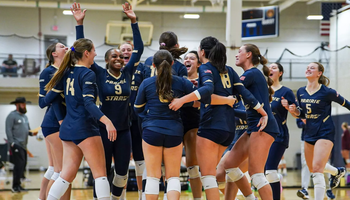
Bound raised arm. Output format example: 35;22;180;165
122;2;144;76
328;88;350;110
134;81;147;114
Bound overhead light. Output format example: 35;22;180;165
307;15;323;20
183;14;200;19
63;10;73;15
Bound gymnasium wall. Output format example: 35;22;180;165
0;2;344;169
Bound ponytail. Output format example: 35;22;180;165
313;62;330;86
200;36;227;73
244;44;274;102
153;50;174;102
45;38;94;91
45;49;74;91
208;42;227;74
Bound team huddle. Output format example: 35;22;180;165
37;3;349;200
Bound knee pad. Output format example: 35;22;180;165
265;170;280;183
218;182;225;190
44;166;54;180
95;176;110;199
347;159;350;164
312;173;325;189
48;176;71;199
245;194;255;200
251;173;269;190
187;165;200;179
51;172;60;181
167;177;181;193
113;173;128;188
145;177;160;195
161;165;166;177
200;175;218;190
135;160;145;177
225;168;244;182
226;174;234;182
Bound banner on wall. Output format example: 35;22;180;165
241;6;279;40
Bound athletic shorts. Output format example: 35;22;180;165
142;129;182;148
197;129;234;147
42;127;60;137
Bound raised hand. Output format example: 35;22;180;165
122;2;137;23
281;96;289;110
71;2;86;25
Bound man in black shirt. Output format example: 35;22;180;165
2;54;18;77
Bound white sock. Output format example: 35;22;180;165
283;168;287;175
163;194;168;200
120;188;127;200
138;190;142;200
313;173;325;200
278;168;281;174
324;163;338;176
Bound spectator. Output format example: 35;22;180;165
2;54;18;77
5;97;38;193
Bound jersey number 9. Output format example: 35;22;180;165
115;84;122;95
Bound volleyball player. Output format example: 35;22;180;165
38;43;71;200
221;44;279;200
43;37;117;200
181;51;202;200
266;62;297;200
282;62;348;200
169;37;268;200
134;50;196;200
71;2;143;199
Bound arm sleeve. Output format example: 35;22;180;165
240;71;254;88
42;78;64;107
82;71;104;120
196;64;214;104
38;69;51;108
5;114;15;145
52;94;66;121
327;88;350;110
296;89;306;118
134;81;147;114
234;109;247;120
231;70;260;110
284;89;298;105
76;25;84;40
181;78;196;107
123;23;144;76
296;118;305;129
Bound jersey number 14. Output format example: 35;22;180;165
66;78;75;96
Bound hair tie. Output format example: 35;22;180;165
71;46;75;52
160;43;166;46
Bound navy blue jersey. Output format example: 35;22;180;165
196;62;260;133
49;65;104;140
143;58;187;78
233;101;248;144
297;85;350;142
39;65;66;128
76;23;143;131
271;86;297;148
240;67;279;135
130;62;146;121
134;76;196;136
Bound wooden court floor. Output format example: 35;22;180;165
0;170;349;200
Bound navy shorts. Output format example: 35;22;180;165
42;127;60;137
197;129;234;147
305;132;334;145
142;129;182;148
61;133;100;145
246;118;278;139
180;107;200;134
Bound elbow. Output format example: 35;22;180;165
38;99;47;109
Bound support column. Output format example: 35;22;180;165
226;0;242;74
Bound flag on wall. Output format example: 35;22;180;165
320;3;343;36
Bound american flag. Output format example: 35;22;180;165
320;3;343;36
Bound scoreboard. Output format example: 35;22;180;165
242;6;279;40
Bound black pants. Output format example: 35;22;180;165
11;145;26;188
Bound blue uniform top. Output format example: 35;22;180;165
46;65;104;140
233;101;248;144
240;67;279;136
130;62;146;121
76;23;144;131
134;75;196;136
297;84;350;142
143;57;188;78
196;62;260;133
271;86;297;148
38;65;66;127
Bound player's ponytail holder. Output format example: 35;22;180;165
160;42;166;46
71;46;75;52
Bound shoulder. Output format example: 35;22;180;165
145;56;153;65
143;76;156;85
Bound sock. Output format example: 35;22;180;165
313;173;325;200
324;163;338;176
270;182;281;200
282;168;287;175
278;168;281;174
138;190;142;200
120;188;126;200
245;194;255;200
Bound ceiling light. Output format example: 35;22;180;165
306;15;323;20
63;10;73;15
183;14;200;19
